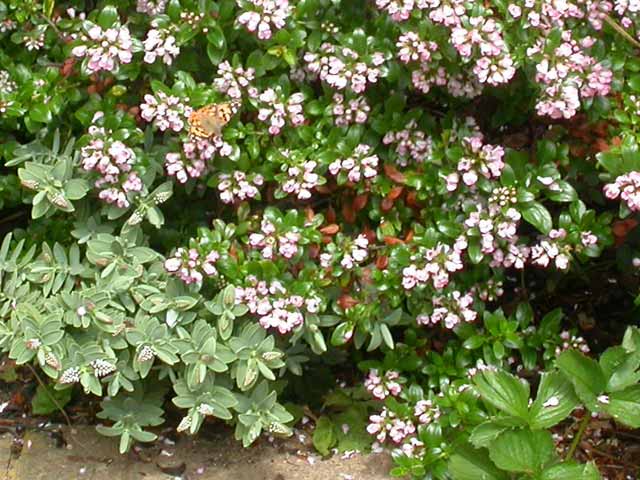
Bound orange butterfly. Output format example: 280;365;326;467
188;101;240;139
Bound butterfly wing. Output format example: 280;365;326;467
188;103;235;139
188;108;212;138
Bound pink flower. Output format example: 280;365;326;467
280;156;321;200
165;246;222;284
365;369;403;399
80;119;140;208
235;278;320;334
304;42;386;93
213;61;258;99
236;0;291;40
217;171;263;204
329;144;379;184
332;93;370;126
137;0;167;15
383;120;433;167
143;27;180;65
140;92;191;132
72;23;134;74
257;88;305;135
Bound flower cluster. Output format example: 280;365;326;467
140;91;191;132
320;234;370;270
25;31;45;51
137;345;156;362
530;228;573;270
235;277;321;334
463;193;522;267
280;158;321;200
91;359;116;378
165;137;233;183
530;32;612;119
71;23;133;74
417;290;477;329
413;399;441;425
248;218;301;260
164;247;221;284
137;0;167;15
331;93;370;126
328;144;379;184
367;407;416;444
257;88;305;135
382;120;433;167
555;330;591;355
375;0;415;22
604;171;640;212
304;43;386;93
410;64;483;98
396;31;438;64
213;61;258;99
402;241;465;291
448;135;506;189
382;2;515;94
450;15;515;86
0;71;16;95
80;115;142;208
165;152;205;184
59;367;81;384
236;0;292;40
364;369;402;400
217;171;264;204
143;25;179;65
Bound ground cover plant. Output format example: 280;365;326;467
0;0;640;478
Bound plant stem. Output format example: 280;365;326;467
520;269;528;302
565;413;590;460
26;364;73;428
0;210;27;226
604;15;640;49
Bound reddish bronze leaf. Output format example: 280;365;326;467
320;224;340;235
353;193;369;212
383;236;404;245
383;164;406;183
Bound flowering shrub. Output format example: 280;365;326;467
1;0;640;477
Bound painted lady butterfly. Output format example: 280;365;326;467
188;101;240;139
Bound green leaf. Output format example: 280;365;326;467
119;430;131;453
557;350;606;408
469;421;508;449
312;416;336;456
463;335;485;350
521;202;553;234
206;25;226;64
603;385;640;428
64;179;89;200
547;180;577;203
622;326;640;353
43;0;55;17
330;322;354;346
489;429;555;474
97;6;119;29
605;350;640;392
449;444;508;480
529;372;579;429
31;384;72;415
539;461;601;480
537;140;557;164
129;429;157;442
29;104;52;124
472;370;530;420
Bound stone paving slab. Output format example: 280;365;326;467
0;426;393;480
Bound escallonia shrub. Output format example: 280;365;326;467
1;0;640;477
